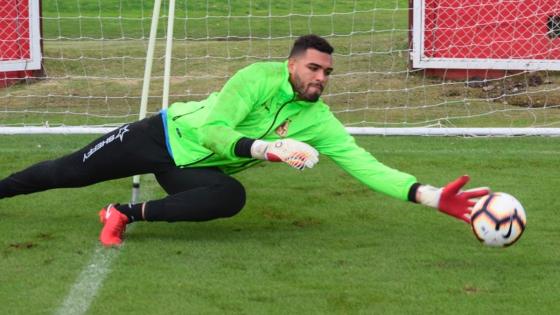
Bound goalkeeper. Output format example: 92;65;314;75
0;35;489;246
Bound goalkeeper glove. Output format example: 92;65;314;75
250;139;319;170
416;175;490;223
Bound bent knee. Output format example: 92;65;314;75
216;178;246;218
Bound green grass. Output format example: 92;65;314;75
1;2;559;314
42;0;407;39
2;2;560;314
1;135;560;314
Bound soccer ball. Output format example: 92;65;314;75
470;192;527;247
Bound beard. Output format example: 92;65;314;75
291;73;323;102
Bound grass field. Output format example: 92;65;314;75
2;1;560;314
1;135;560;314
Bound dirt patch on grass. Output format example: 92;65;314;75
9;242;37;250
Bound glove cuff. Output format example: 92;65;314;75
250;139;269;160
416;185;442;209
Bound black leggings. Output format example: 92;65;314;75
0;114;246;222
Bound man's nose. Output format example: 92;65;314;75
315;71;326;82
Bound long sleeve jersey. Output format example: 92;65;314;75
163;61;417;201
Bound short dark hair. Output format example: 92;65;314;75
289;34;334;57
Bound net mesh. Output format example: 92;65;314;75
0;0;559;133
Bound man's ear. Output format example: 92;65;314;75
287;57;296;74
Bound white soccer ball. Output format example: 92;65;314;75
470;192;527;247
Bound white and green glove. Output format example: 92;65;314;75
251;139;319;170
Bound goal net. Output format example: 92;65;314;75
1;0;560;135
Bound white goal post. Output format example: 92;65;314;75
1;0;560;136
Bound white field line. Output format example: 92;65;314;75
54;244;125;315
55;177;157;315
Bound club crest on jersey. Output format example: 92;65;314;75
275;119;291;137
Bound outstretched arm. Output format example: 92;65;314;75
307;112;490;219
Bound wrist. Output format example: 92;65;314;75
408;183;422;202
250;139;269;160
416;184;442;209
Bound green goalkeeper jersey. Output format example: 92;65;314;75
164;61;417;200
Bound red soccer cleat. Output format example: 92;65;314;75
98;204;129;247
